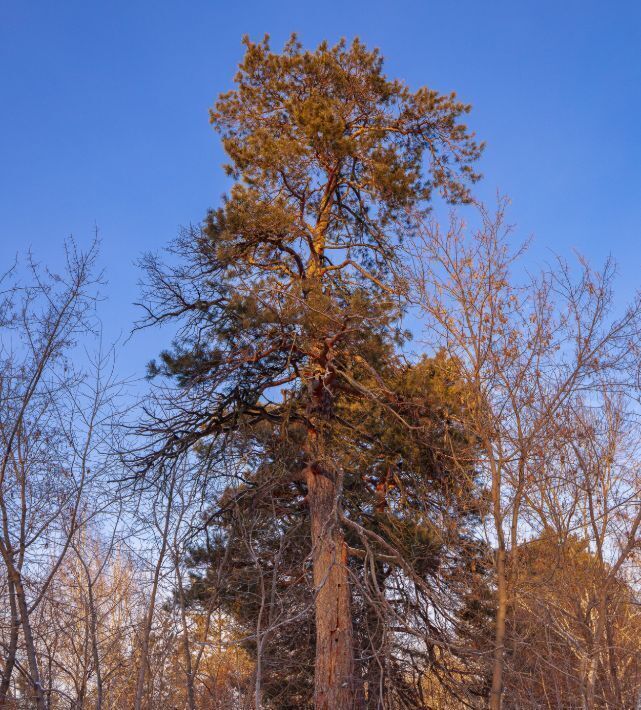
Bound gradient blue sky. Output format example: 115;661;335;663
2;1;641;375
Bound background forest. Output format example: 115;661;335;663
3;6;641;710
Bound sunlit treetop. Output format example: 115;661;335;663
207;34;483;281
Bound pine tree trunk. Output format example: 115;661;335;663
306;463;355;710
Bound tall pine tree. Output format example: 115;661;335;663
139;35;482;708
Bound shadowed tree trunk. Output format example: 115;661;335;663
489;451;507;710
0;576;19;705
489;546;507;710
11;568;46;710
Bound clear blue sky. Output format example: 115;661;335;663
2;1;641;375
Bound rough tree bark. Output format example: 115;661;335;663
302;332;357;710
306;462;355;710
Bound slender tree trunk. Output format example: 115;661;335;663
85;575;103;710
603;599;622;707
584;645;597;710
11;570;46;709
175;565;196;710
364;623;385;709
364;558;387;710
490;546;507;710
254;572;266;710
488;446;507;710
584;599;607;710
0;576;19;705
134;477;175;710
488;451;508;710
306;463;355;710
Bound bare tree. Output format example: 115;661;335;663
0;242;98;707
406;201;641;708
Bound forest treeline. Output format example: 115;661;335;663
3;36;641;709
